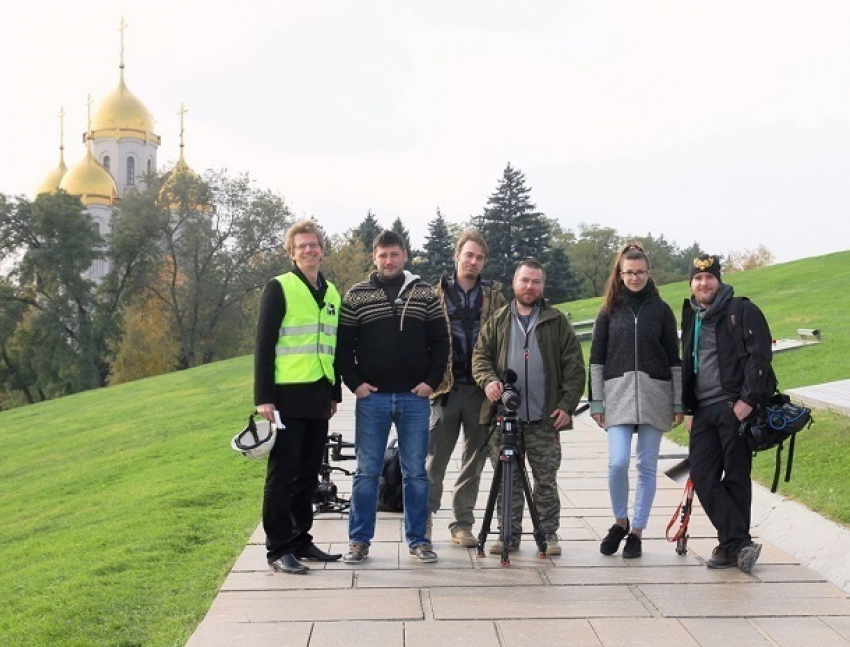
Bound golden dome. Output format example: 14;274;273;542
91;70;159;143
60;147;118;206
36;153;68;196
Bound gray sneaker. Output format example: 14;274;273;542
545;535;561;556
409;543;438;563
736;542;762;574
343;542;369;564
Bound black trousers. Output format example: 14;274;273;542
263;416;329;562
689;400;753;557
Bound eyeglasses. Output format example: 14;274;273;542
621;270;648;278
295;242;321;251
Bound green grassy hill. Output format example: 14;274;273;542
0;358;264;646
0;250;847;646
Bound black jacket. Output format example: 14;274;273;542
681;290;773;412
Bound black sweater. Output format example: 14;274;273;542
337;272;450;393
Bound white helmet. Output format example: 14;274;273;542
231;413;277;459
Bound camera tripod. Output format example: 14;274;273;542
313;432;356;516
476;413;548;565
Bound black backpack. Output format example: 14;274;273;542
727;298;813;492
377;438;403;512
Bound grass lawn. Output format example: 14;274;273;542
0;250;847;645
0;357;265;646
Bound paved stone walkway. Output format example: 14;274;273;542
188;397;850;646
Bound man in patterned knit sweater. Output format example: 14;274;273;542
337;230;450;564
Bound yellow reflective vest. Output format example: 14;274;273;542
274;272;340;384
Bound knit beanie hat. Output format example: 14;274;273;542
690;254;722;282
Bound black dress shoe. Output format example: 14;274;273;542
269;554;309;574
293;544;342;562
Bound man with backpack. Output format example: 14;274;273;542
426;231;507;547
681;254;774;573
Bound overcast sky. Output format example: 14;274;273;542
3;1;848;263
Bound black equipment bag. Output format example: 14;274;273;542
726;298;814;492
740;392;813;492
377;438;404;512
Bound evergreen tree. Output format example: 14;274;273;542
479;163;550;288
418;209;454;284
544;246;582;304
353;210;382;252
390;216;413;269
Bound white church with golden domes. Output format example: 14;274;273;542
35;19;193;281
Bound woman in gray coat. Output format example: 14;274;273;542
589;243;683;558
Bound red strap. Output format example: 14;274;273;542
666;479;694;542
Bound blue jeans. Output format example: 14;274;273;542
349;392;431;547
607;424;663;530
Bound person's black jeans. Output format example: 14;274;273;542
689;400;753;557
263;416;328;562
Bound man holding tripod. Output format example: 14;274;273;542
472;259;585;555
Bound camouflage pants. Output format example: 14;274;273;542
489;420;561;539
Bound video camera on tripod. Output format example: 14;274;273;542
477;369;549;565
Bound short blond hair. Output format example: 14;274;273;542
454;230;489;258
285;219;325;256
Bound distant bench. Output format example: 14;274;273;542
567;316;594;342
772;328;822;354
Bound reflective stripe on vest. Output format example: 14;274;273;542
273;272;340;384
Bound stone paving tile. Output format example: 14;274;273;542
753;563;827;583
309;620;404;646
221;570;354;592
405;619;500;647
561;490;614;508
498;619;603;646
753;617;850;646
204;589;424;623
556;476;609;491
824;616;850;640
322;541;400;570
640;582;850;617
185;620;312;647
545;539;702;569
590;617;699;646
546;565;751;586
678;618;774;646
356;566;546;588
429;584;648;620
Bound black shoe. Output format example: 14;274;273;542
706;546;737;569
600;520;630;555
622;533;642;559
293;544;342;562
269;554;309;574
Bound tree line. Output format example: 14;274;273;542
1;162;727;409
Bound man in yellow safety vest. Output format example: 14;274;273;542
254;219;342;574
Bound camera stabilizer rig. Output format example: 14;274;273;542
476;370;548;565
313;432;356;516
